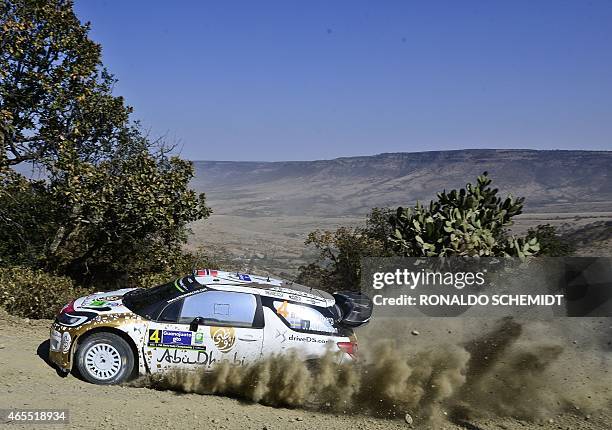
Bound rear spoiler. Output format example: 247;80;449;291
332;291;373;328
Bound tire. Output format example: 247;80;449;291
75;332;134;385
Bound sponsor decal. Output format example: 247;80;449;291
288;294;302;302
84;298;121;308
194;332;204;344
237;274;252;282
157;349;215;366
156;349;245;367
210;326;236;353
288;333;328;344
50;329;62;352
232;352;245;366
167;289;203;303
89;299;107;307
147;329;206;350
61;331;71;353
275;329;287;344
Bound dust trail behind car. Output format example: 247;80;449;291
132;317;612;425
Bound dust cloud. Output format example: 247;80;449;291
132;318;611;425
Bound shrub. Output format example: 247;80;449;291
0;267;90;319
526;224;575;257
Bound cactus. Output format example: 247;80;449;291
389;172;541;258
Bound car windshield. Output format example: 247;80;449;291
123;275;199;319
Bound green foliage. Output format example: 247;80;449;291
129;247;219;290
526;224;575;257
0;266;90;319
389;172;540;258
298;174;543;292
0;0;212;294
41;141;211;287
0;170;61;267
1;0;130;168
0;136;212;291
296;209;393;292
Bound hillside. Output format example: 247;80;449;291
188;149;612;276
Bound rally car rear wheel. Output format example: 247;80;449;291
75;332;134;385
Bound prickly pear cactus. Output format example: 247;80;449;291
389;172;540;258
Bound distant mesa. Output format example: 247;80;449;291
191;149;612;217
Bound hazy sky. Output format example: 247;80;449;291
74;1;612;161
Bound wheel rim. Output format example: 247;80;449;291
84;342;122;380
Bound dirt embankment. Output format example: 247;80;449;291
0;310;610;430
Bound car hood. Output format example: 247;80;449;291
74;288;138;315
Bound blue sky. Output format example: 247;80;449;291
74;1;612;161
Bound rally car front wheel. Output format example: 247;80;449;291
75;332;134;385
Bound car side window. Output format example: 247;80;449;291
158;300;181;322
272;301;337;334
178;291;257;327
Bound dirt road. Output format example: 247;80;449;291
0;310;610;430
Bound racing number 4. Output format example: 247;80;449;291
277;300;289;318
149;329;161;344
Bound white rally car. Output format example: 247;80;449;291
49;269;372;384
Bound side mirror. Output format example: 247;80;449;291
189;316;206;332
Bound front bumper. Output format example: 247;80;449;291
48;323;73;371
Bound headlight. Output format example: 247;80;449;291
56;311;96;327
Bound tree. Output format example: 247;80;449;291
389;172;540;258
41;140;212;286
1;0;129;169
0;169;60;267
0;0;212;288
296;209;392;292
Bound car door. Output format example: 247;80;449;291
262;298;338;359
145;290;264;373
